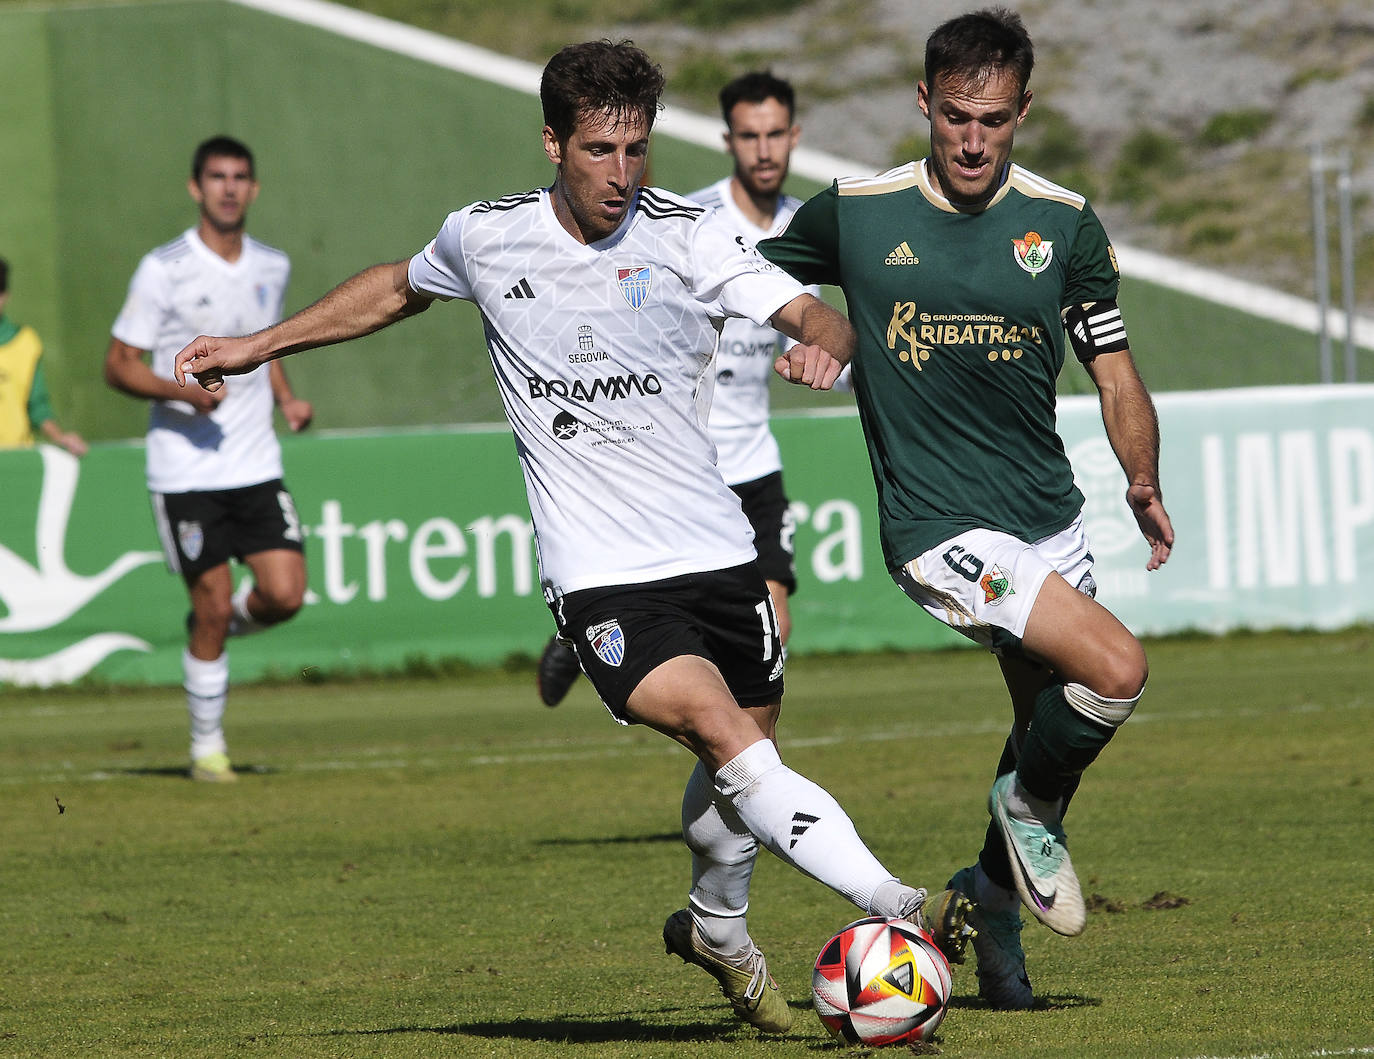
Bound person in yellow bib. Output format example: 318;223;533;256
0;258;87;456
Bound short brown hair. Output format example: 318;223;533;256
925;7;1034;96
540;40;665;144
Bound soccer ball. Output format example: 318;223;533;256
811;916;952;1046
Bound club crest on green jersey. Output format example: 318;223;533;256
1012;231;1053;276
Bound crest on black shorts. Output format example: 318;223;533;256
587;619;625;667
177;520;204;562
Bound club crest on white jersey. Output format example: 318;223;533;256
616;266;652;311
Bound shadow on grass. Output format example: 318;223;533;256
537;831;681;847
316;1014;756;1044
948;992;1100;1011
115;763;280;780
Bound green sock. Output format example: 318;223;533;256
1016;683;1115;801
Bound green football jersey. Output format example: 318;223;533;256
759;159;1121;569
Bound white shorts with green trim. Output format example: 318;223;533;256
890;512;1095;655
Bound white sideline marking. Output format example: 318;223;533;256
1179;1048;1374;1059
2;695;1367;784
229;0;1374;351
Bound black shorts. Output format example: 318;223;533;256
152;479;304;578
548;562;785;722
731;470;797;593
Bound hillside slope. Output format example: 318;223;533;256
344;0;1374;313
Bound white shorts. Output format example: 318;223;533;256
891;512;1096;655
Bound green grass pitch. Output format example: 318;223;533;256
2;629;1371;1058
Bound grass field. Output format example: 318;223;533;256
2;630;1372;1058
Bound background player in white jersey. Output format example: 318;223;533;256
169;41;971;1034
535;70;812;707
104;136;314;783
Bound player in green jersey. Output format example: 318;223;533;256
761;7;1175;1009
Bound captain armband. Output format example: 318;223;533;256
1061;300;1130;363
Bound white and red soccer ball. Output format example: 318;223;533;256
811;916;953;1046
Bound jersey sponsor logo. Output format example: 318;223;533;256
586;619;626;667
552;411;581;440
719;338;778;359
884;241;920;265
1012;231;1054;276
177;520;204;562
980;564;1015;605
893;305;1045;368
886;302;934;371
527;372;663;402
616;266;652;311
567;350;610;364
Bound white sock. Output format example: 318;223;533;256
682;762;755;954
715;738;899;914
184;649;229;759
228;579;266;637
1007;773;1063;822
868;879;931;921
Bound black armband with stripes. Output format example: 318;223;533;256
1061;300;1130;363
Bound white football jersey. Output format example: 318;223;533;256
688;177;808;485
112;229;290;493
408;186;806;597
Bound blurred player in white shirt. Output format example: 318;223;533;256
169;42;970;1033
104;136;313;783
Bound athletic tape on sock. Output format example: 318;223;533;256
1063;680;1141;728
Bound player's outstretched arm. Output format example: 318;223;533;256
770;293;854;390
1087;349;1175;570
174;260;432;392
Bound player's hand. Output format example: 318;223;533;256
280;397;314;433
173;335;261;394
56;431;89;458
181;383;226;414
774;343;845;390
1127;481;1174;571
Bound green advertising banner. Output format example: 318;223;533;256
3;384;1372;687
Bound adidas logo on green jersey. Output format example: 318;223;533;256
885;241;919;265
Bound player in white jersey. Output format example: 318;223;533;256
169;43;972;1034
104;136;314;784
535;71;813;707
